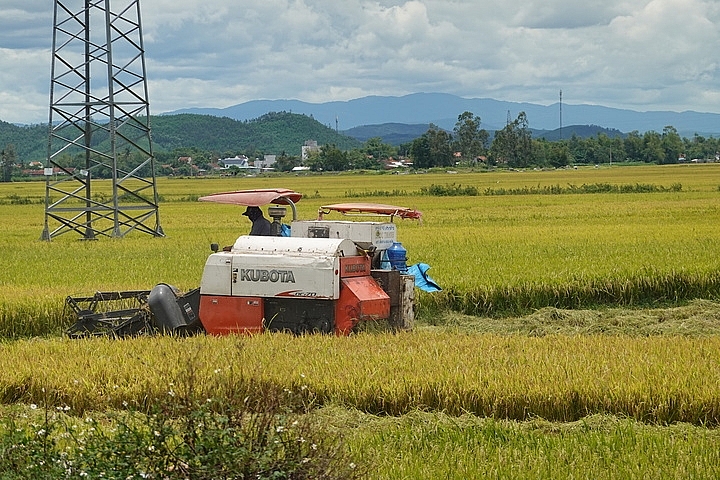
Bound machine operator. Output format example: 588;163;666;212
242;206;273;236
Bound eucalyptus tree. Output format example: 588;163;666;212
1;144;16;182
453;111;489;163
410;124;453;168
490;112;533;168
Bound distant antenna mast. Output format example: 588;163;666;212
335;115;339;133
506;110;511;126
41;0;163;241
559;89;563;140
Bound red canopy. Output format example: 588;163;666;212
198;189;302;206
318;203;422;220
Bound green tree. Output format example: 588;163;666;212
567;134;586;163
307;144;349;171
624;131;644;162
1;144;17;182
348;149;382;170
582;136;600;164
274;151;300;172
410;124;453;169
409;135;431;169
684;133;719;161
595;134;625;164
534;139;572;168
661;126;683;164
362;137;396;164
642;131;665;163
490;112;533;168
427;125;454;167
453;111;488;163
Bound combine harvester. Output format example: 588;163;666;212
66;189;438;337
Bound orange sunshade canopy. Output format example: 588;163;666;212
199;188;302;207
319;203;422;220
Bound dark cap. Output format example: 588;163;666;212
242;206;261;216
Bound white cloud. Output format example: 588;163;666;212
0;0;719;124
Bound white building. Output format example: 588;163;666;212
256;155;277;170
221;155;251;168
301;140;319;161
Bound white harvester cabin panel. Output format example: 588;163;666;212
199;236;359;299
291;221;397;250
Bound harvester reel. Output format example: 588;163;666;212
65;291;154;338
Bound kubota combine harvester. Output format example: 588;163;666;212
66;189;429;338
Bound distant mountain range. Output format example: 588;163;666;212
165;92;720;138
3;93;718;163
342;123;433;145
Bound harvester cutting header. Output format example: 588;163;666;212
67;189;437;338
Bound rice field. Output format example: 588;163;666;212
3;164;720;335
2;163;720;478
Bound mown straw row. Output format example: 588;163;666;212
422;270;720;317
347;411;720;479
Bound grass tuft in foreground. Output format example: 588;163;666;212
0;361;362;480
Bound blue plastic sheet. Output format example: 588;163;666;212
407;263;441;292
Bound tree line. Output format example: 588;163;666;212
2;111;719;181
289;111;719;172
406;111;719;169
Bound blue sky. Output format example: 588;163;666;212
1;0;719;124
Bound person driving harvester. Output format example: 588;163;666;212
242;206;273;236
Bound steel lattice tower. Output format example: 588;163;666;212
41;0;163;240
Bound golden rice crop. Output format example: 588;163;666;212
2;333;720;425
2;164;720;335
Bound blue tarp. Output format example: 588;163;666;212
407;263;442;292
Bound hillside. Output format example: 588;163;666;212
0;112;361;163
536;125;625;141
0;108;700;166
342;123;432;145
151;112;360;155
0;120;48;161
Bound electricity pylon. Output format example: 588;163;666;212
41;0;164;240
